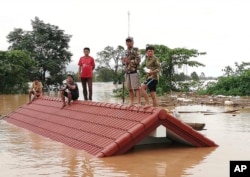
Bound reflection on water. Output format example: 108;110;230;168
1;82;250;177
98;145;216;177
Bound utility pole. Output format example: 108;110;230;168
128;11;130;37
122;11;131;104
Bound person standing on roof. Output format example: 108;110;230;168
140;46;160;107
122;37;141;106
78;47;95;101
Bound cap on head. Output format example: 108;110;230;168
126;36;134;42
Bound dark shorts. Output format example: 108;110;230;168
63;91;79;100
144;79;158;92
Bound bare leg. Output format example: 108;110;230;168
28;90;37;104
150;91;158;107
28;90;33;104
136;89;140;105
67;92;72;105
129;90;134;106
140;84;150;107
60;90;66;108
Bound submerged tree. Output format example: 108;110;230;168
7;17;72;86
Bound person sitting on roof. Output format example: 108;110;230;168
60;74;79;108
28;77;43;104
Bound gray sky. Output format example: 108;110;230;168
1;0;249;77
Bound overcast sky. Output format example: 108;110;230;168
1;0;249;77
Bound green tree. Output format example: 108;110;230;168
199;72;205;80
95;45;125;83
94;66;114;82
174;72;188;81
200;62;250;96
191;71;199;81
0;50;36;93
7;17;72;86
222;61;250;76
235;62;250;75
140;45;206;92
202;70;250;96
222;65;234;76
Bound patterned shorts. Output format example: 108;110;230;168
125;72;140;90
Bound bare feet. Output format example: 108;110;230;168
61;104;66;109
128;104;134;108
134;103;141;107
143;104;151;109
68;100;73;106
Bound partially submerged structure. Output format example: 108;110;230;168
4;96;217;157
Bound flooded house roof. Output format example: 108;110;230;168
4;96;217;157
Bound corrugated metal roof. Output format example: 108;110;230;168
4;96;217;157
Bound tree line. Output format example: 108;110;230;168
95;45;207;96
198;62;250;96
1;17;249;96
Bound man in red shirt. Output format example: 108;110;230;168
78;47;95;100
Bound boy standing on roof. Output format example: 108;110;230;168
122;37;141;106
78;47;95;101
140;46;160;107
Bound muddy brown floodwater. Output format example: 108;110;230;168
1;82;250;177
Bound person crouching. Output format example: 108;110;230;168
60;74;79;108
